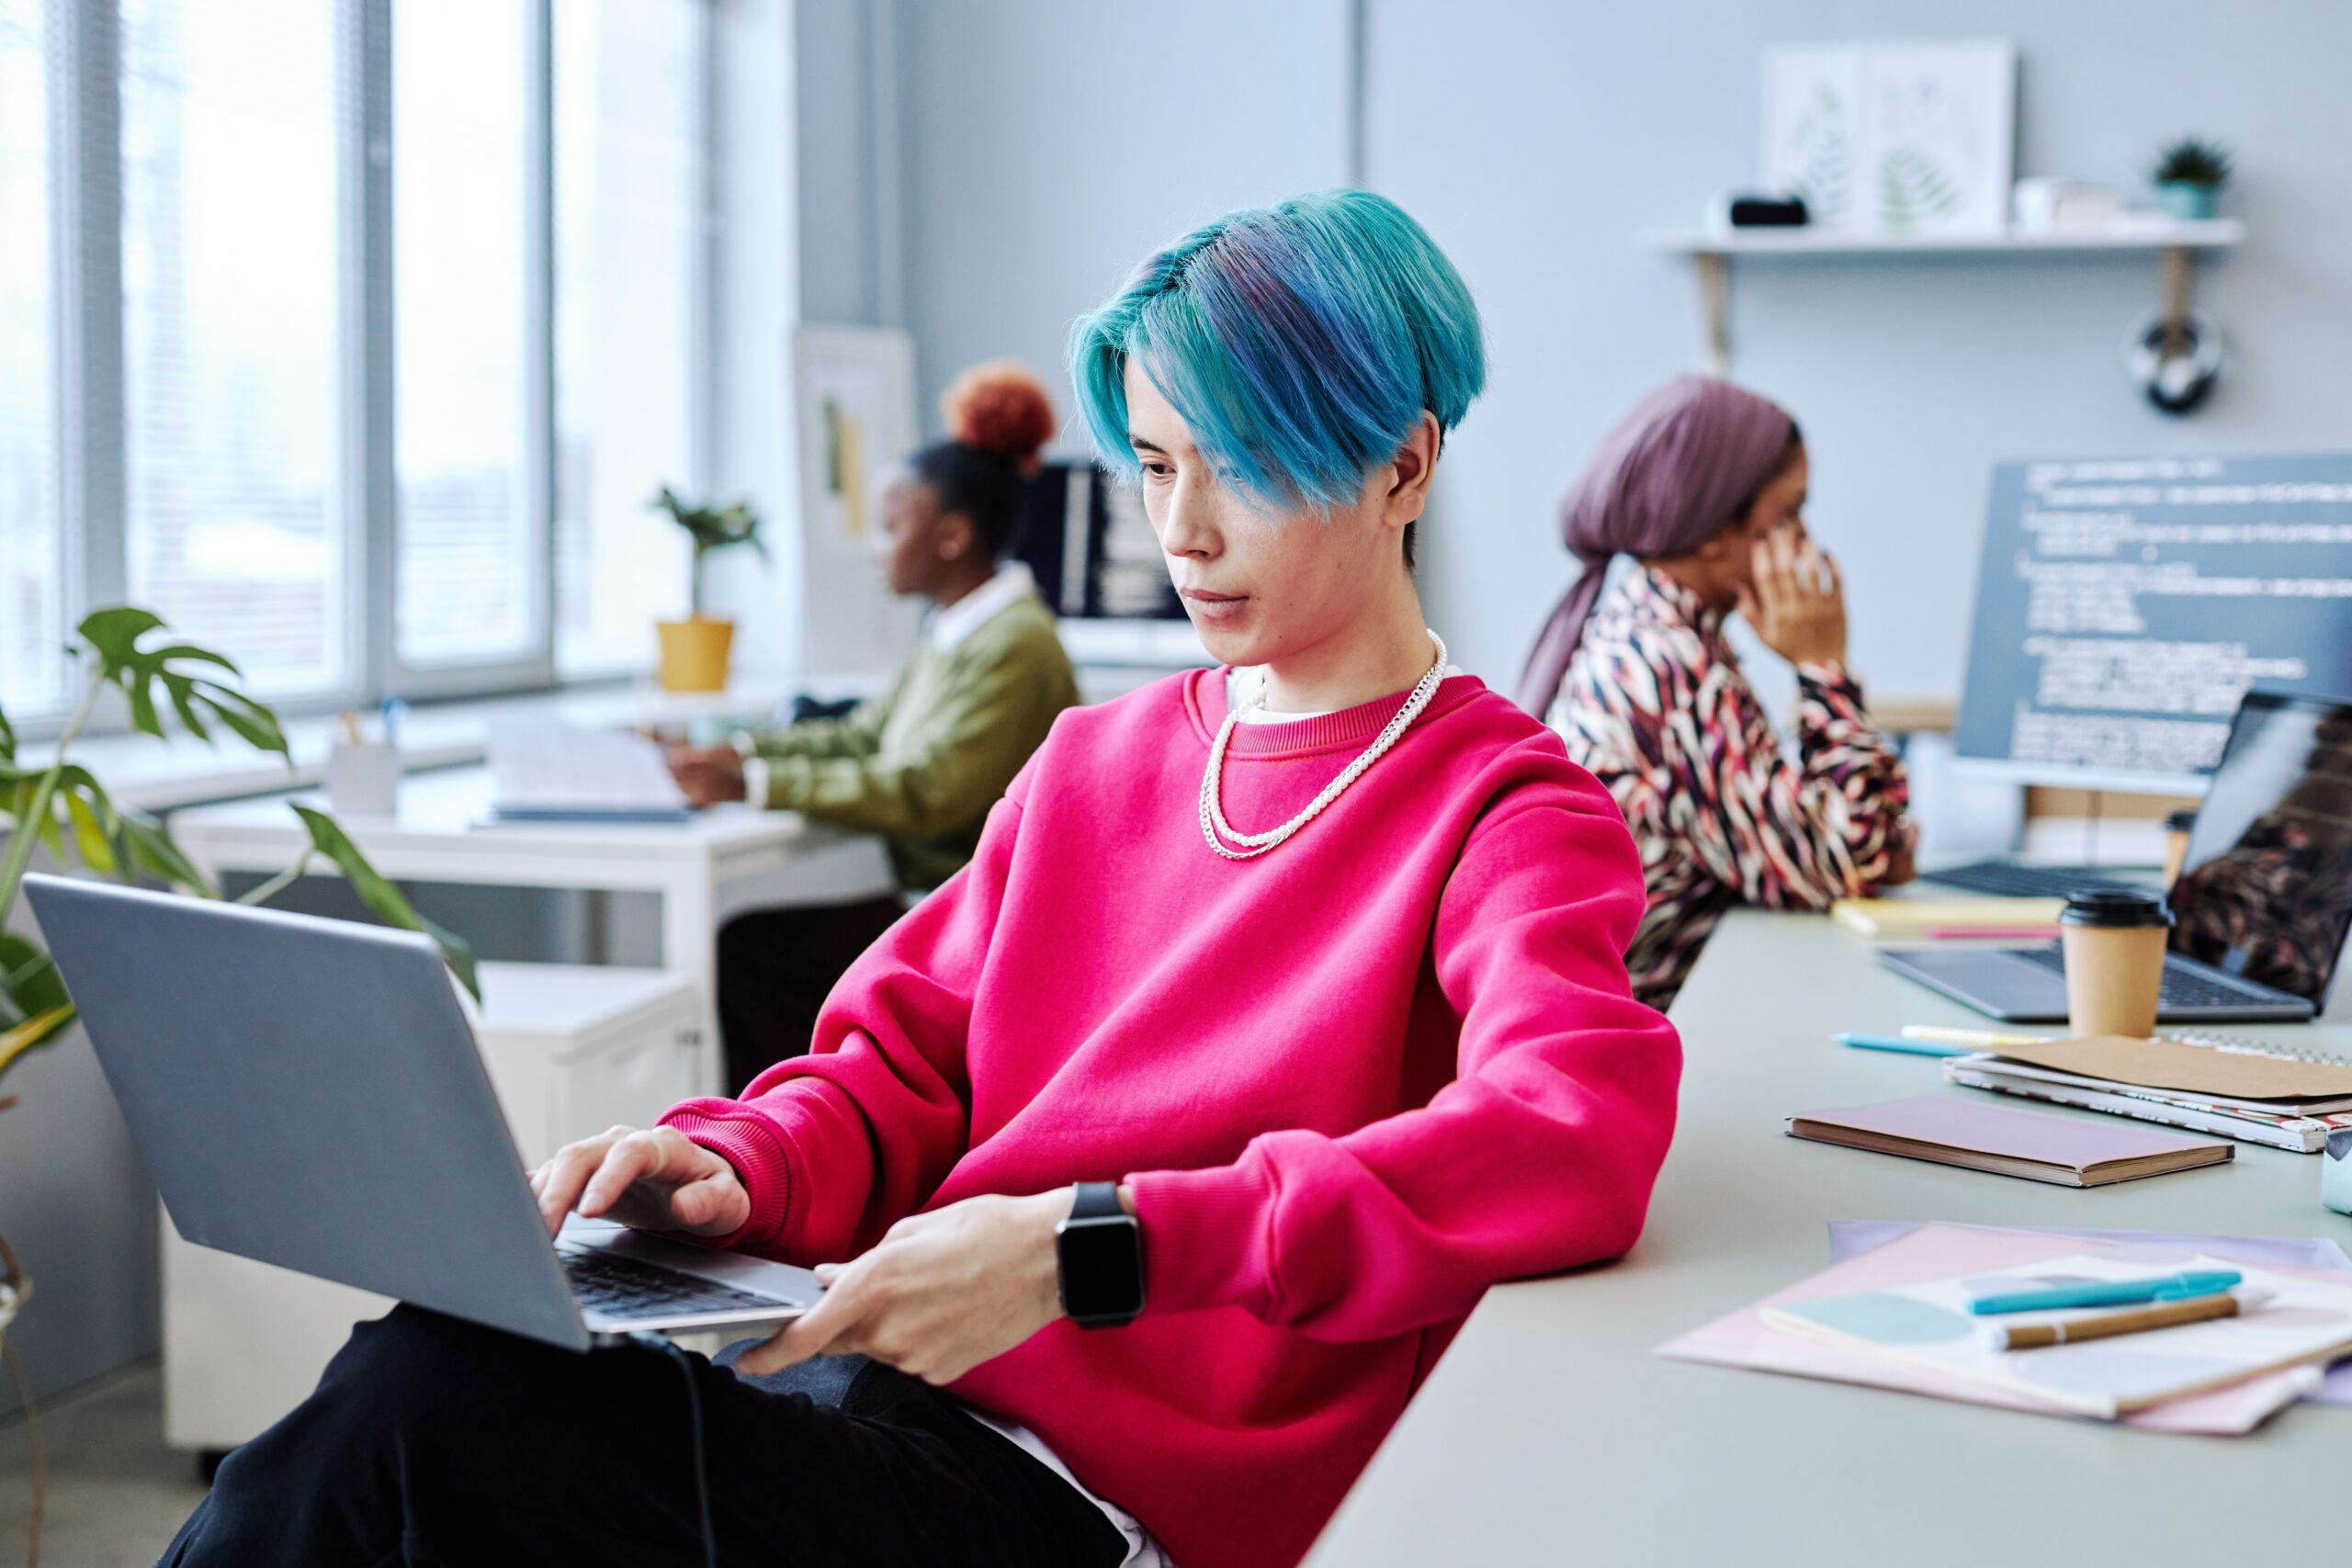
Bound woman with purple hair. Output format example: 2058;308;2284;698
1521;377;1917;1010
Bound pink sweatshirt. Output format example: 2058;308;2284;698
661;668;1681;1567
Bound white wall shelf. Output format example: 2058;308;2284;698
1646;220;2245;373
1644;219;2244;258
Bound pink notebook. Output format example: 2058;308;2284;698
1787;1097;2233;1187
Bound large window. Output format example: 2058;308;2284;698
553;0;698;676
393;0;538;671
121;0;349;696
0;0;62;715
0;0;709;728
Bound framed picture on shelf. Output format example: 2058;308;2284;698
1761;39;2017;240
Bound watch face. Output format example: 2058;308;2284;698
1058;1216;1143;1320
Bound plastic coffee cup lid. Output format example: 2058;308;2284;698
2060;888;2174;928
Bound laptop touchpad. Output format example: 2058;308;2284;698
1909;948;2072;1015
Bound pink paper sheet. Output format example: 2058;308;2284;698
1828;1221;2352;1407
1656;1222;2324;1434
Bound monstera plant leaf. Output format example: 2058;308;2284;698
77;606;289;758
0;932;74;1077
0;607;481;1094
114;805;214;897
289;806;480;1003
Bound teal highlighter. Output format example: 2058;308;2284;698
1833;1032;1973;1058
1966;1270;2244;1316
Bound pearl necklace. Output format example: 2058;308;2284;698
1198;630;1448;861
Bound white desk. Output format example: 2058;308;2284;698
167;767;895;1091
24;677;820;815
1306;910;2351;1565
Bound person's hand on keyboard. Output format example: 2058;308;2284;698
528;1124;752;1240
731;1190;1080;1385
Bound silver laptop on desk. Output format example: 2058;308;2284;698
1879;691;2352;1025
24;874;820;1351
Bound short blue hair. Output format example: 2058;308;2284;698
1069;189;1486;514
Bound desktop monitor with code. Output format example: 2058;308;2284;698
1014;461;1183;622
1954;454;2352;794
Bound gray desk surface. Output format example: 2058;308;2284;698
1306;911;2352;1566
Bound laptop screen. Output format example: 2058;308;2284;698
2167;692;2352;1005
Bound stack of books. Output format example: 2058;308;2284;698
1945;1032;2352;1154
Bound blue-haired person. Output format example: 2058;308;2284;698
166;192;1678;1568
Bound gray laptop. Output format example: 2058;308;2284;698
24;874;820;1351
1880;691;2352;1025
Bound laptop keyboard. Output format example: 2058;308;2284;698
2014;946;2276;1010
1921;861;2150;900
559;1245;797;1321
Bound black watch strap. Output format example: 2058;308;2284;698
1057;1181;1143;1329
1069;1181;1125;1221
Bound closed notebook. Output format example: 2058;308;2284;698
1786;1097;2233;1187
1829;897;2064;940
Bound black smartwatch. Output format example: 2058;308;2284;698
1055;1181;1143;1328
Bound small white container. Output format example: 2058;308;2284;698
2324;1129;2352;1216
323;741;403;817
2010;177;2124;235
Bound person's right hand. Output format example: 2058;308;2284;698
668;745;749;807
1736;526;1849;668
528;1124;752;1240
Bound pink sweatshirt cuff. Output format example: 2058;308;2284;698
659;1101;797;1253
1127;1152;1280;1319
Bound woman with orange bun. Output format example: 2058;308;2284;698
670;363;1081;1090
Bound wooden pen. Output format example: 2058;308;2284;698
1986;1292;2241;1350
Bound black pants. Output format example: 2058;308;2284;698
161;1304;1128;1567
717;897;906;1096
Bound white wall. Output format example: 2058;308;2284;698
895;0;1354;453
1372;0;2352;698
879;0;2352;709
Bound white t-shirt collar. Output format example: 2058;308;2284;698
929;562;1038;653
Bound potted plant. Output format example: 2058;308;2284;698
2151;137;2232;221
650;487;766;693
1;608;477;1548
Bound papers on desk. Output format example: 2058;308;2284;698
1944;1032;2352;1154
489;721;692;824
1657;1223;2350;1433
1826;1222;2352;1408
1765;1247;2352;1419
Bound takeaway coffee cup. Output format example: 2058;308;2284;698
2059;888;2174;1039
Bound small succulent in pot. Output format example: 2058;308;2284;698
2151;137;2232;220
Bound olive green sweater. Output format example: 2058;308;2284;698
746;593;1080;890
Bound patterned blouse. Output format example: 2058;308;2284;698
1546;564;1911;1010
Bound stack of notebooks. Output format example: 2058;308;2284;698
1829;897;2062;942
1945;1032;2352;1153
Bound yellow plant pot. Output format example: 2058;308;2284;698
656;616;735;693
